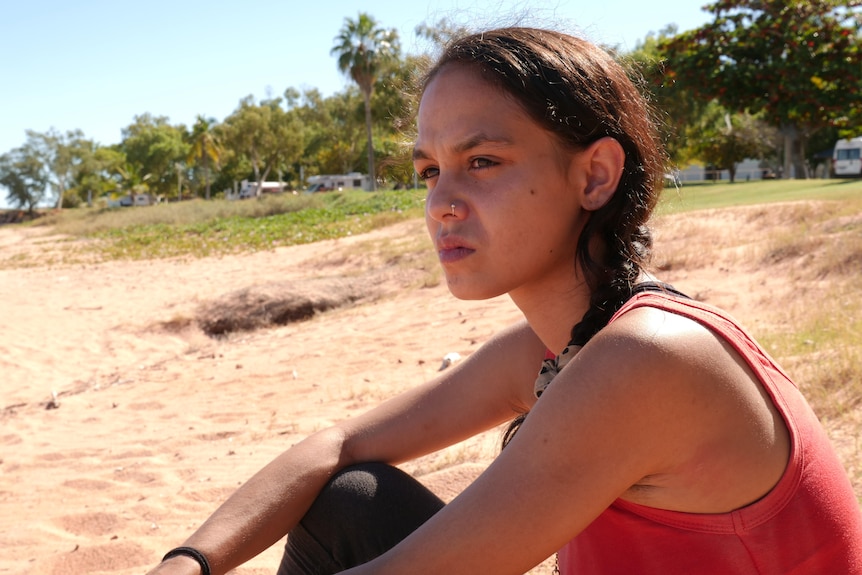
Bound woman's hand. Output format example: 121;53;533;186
145;554;202;575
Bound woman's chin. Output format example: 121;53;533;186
445;277;505;301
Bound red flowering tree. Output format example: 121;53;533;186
659;0;862;178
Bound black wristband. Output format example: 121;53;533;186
162;546;212;575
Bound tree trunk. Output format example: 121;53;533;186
780;123;810;179
362;89;377;191
251;150;262;198
54;179;66;210
795;135;809;179
203;152;211;200
255;165;273;200
782;130;793;179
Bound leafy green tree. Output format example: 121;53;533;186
209;145;250;198
290;88;365;179
221;96;303;196
0;147;49;214
369;53;428;187
414;17;471;50
120;114;190;199
186;116;222;200
660;0;862;178
0;129;92;210
115;160;153;202
689;103;780;182
17;129;92;209
332;12;400;190
72;145;127;206
623;26;712;168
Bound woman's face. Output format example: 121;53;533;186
414;64;589;302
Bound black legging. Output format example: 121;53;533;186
277;462;446;574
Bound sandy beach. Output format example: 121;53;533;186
1;206;858;574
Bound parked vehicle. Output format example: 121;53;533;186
238;180;287;199
111;193;157;207
305;173;372;192
833;137;862;177
305;183;333;193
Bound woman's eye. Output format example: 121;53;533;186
470;157;496;170
417;167;439;180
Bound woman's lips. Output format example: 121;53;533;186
438;246;475;263
436;236;475;264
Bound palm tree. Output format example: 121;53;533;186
187;116;222;200
331;13;399;191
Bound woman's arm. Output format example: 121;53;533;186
148;320;546;575
340;307;791;574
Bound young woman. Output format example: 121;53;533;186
149;28;862;575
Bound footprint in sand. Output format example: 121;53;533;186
45;540;151;575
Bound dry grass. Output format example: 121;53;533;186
34;194;322;236
4;190;426;265
652;195;862;501
311;219;443;289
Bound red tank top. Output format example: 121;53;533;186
558;292;862;574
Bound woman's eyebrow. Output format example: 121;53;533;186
413;132;513;161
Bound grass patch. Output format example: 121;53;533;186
753;196;862;279
658;178;862;215
331;220;443;288
31;190;426;262
757;282;862;420
13;178;859;265
652;190;862;469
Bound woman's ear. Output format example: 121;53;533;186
572;137;626;212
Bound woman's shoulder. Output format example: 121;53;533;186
586;299;759;406
566;299;767;451
594;298;721;365
568;299;791;512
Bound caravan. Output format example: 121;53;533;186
238;180;287;199
833;137;862;177
305;173;372;193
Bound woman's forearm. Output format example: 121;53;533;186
149;427;348;575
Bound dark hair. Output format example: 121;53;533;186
419;28;666;447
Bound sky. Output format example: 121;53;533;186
0;0;714;159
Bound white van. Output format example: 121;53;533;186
833;137;862;177
306;173;372;193
238;180;286;199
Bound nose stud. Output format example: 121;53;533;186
450;203;456;217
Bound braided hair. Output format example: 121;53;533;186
419;28;666;447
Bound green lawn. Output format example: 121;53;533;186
658;178;862;214
29;189;426;261
10;178;861;263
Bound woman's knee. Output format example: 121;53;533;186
303;462;444;533
282;462;445;572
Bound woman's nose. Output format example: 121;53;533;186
425;183;462;222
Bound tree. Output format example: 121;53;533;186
0;129;91;211
414;17;471;51
186;116;222;200
221;96;303;196
689;103;780;182
332;13;400;190
31;129;91;209
115;160;153;201
120;114;190;199
369;53;429;187
623;26;712;168
660;0;862;179
287;88;365;180
0;147;49;214
66;141;123;207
